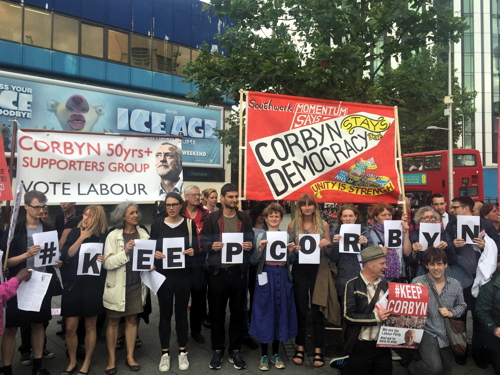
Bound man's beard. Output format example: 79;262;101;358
158;167;180;182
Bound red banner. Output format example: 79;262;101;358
245;91;401;203
0;136;13;201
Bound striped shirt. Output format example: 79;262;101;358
412;275;467;348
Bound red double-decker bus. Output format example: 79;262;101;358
402;149;483;205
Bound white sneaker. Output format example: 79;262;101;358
159;352;170;372
179;352;190;371
391;350;402;361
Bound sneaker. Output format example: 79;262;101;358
20;352;32;366
178;352;189;371
259;355;269;371
43;349;54;359
209;350;223;370
330;355;349;369
229;350;246;370
271;354;285;369
391;350;402;361
159;352;170;372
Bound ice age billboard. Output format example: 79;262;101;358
245;92;401;203
0;72;223;168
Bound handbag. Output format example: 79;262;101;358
426;275;467;356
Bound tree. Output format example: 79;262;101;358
183;0;469;172
185;0;467;106
370;47;476;153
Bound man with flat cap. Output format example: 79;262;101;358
341;246;392;375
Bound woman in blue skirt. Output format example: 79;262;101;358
249;202;298;371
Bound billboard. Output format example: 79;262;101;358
0;71;223;168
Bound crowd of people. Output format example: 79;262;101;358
0;187;500;375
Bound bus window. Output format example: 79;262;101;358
454;154;477;167
404;156;423;171
459;186;478;197
424;154;442;170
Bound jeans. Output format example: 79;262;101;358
208;266;246;352
157;273;192;349
483;328;500;373
408;331;454;375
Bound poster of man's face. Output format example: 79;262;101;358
155;141;183;195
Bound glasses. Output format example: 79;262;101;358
165;203;180;208
420;215;435;221
187;193;201;197
28;205;48;211
450;205;465;210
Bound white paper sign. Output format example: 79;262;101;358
222;233;244;264
32;230;60;267
132;239;156;271
384;220;403;249
140;270;166;295
298;233;320;264
265;231;288;261
258;272;268;286
457;215;480;244
418;223;441;250
77;243;103;276
162;237;185;269
17;270;52;312
339;224;361;253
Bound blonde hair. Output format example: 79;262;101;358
202;188;217;206
79;205;108;235
293;193;322;241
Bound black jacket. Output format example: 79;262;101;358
200;209;254;275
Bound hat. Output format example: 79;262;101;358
359;246;386;263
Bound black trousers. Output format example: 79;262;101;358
341;340;392;375
157;273;192;349
292;264;324;347
208;266;246;352
190;283;207;336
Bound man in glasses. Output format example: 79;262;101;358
445;195;500;368
0;190;61;375
182;185;209;344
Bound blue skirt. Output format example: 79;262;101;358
249;264;298;343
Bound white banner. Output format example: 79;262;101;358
384;220;403;249
298;233;320;264
457;215;480;244
265;231;288;261
16;130;182;203
418;223;441;250
132;239;156;271
162;237;185;269
32;230;60;267
339;224;361;254
77;243;103;276
221;233;244;264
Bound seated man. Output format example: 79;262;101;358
408;247;467;375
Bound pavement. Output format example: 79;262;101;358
6;213;497;375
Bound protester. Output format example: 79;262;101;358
446;196;500;367
430;194;454;229
103;202;149;374
473;201;483;216
202;188;219;213
287;193;332;367
201;183;254;370
151;192;199;372
182;185;209;345
60;206;108;375
408;247;467;375
249;202;298;370
341;246;391;375
55;203;81;239
475;255;500;374
330;203;374;300
480;203;500;233
369;203;411;282
403;206;452;281
1;190;60;375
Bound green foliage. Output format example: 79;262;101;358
370;47;476;153
183;0;470;161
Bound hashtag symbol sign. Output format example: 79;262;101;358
39;242;57;265
394;285;400;298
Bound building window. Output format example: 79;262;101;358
153;39;173;73
462;0;473;14
131;34;151;69
81;23;104;58
0;2;22;43
24;7;52;48
108;30;129;63
173;45;190;76
53;14;79;54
